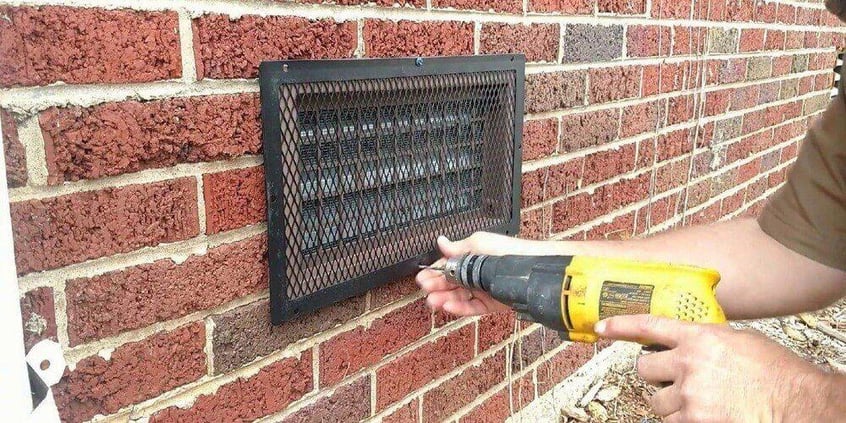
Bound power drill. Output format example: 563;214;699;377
426;254;726;343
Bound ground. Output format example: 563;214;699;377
560;300;846;422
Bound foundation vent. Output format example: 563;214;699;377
260;56;524;323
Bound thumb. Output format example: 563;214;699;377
437;235;471;258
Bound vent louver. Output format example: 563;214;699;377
260;56;524;323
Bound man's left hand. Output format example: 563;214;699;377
595;315;830;422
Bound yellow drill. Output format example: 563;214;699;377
427;254;726;343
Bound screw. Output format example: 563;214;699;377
415;57;424;67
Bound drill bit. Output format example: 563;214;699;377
418;264;445;271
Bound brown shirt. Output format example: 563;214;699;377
757;67;846;271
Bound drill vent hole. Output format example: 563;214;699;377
40;360;50;371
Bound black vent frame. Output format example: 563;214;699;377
260;55;524;324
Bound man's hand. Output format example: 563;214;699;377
595;315;840;422
416;232;528;316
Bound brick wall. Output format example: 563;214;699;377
2;0;842;421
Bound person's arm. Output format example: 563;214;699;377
417;218;846;320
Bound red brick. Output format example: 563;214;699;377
672;26;706;56
523;119;558;160
765;30;785;50
461;388;510;423
194;15;355;79
559;109;620;152
20;287;57;351
589;66;640;103
0;6;179;87
704;89;730;116
151;351;312;422
203;166;265;234
479;312;516;351
797;7;821;25
804;32;820;48
707;58;746;85
686;180;711;208
383;399;419;423
66;235;266;345
667;94;696;125
754;0;777;22
365;20;473;58
621;100;664;137
529;0;593;13
2;110;26;187
739;28;765;52
799;76;815;95
657;128;692;161
721;191;745;216
371;276;419;309
40;94;261;183
776;3;796;24
376;324;475;410
724;0;753;22
12;178;199;275
520;206;551;240
585;211;635;240
521;168;545;207
433;0;521;13
526;71;587;113
212;296;365;374
785;31;804;50
582;144;636;186
730;85;760;112
772;56;792;77
511;372;535;411
660;62;688;94
637;137;656;169
656;0;692;19
423;349;506;421
768;168;787;188
551;192;595;230
434;309;462;328
736;158;761;183
627;25;671;57
55;324;205;423
481;23;559;62
598;0;646;14
689;201;721;225
281;376;370;423
322;299;430;387
536;342;603;394
641;65;659;96
545;158;584;199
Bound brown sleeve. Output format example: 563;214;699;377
757;96;846;271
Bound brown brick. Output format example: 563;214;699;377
212;296;365;374
383;399;419;423
626;25;671;57
281;376;371;423
20;287;57;351
582;144;636;186
321;299;430;387
730;85;760;112
481;23;559;63
462;388;510;422
364;20;473;58
746;57;772;80
758;81;780;105
707;58;746;85
525;71;587;113
510;327;558;371
598;0;646;13
0;6;179;87
529;0;593;13
423;350;506;421
523;119;558;160
40;94;260;183
589;66;640;103
780;79;800;101
561;24;624;63
12;178;199;275
559;109;620;152
655;0;691;19
707;28;738;54
151;351;312;422
194;15;355;79
204;166;266;234
478;312;516;351
376;324;474;410
54;324;205;423
432;0;521;13
622;100;664;138
66;235;267;346
739;28;765;52
2;110;26;187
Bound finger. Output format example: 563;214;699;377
443;298;488;316
437;235;473;258
663;411;684;423
426;289;472;310
594;315;699;348
417;274;458;293
649;385;682;417
637;350;679;385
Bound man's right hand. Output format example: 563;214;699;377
416;232;520;316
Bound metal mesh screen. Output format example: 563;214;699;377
261;56;524;323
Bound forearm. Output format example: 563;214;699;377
784;371;846;422
511;218;846;319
